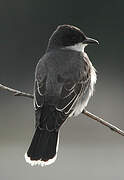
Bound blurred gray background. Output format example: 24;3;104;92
0;0;124;179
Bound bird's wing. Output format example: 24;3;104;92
34;76;68;131
34;57;47;111
34;78;46;110
56;59;91;115
56;79;90;115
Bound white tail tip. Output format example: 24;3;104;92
24;153;57;167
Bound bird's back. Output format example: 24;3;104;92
35;49;84;105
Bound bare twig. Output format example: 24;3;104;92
0;83;124;137
0;83;33;99
82;109;124;136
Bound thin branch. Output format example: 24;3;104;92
0;83;124;137
82;109;124;136
0;83;33;99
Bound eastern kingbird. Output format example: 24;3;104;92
25;25;99;166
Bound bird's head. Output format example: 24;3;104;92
47;24;99;52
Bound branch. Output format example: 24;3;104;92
0;83;124;137
82;109;124;136
0;83;33;99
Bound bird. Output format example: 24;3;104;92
25;24;99;167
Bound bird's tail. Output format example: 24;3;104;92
25;127;59;166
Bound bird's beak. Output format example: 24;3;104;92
83;37;99;45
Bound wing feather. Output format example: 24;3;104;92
56;82;83;114
56;58;91;115
34;77;46;110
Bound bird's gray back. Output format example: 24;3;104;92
35;49;84;100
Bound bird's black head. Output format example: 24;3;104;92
47;25;99;51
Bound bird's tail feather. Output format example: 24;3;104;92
25;127;59;166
